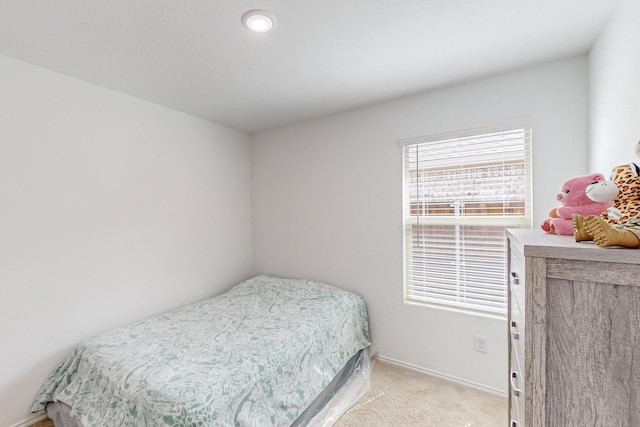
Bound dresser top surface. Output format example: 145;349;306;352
507;228;640;265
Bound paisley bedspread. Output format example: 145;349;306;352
31;275;371;426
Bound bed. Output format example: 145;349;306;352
31;274;373;426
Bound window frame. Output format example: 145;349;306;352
400;124;532;317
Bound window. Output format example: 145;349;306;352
401;127;532;316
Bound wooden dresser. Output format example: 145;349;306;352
506;229;640;427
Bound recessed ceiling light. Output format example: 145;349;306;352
242;9;276;33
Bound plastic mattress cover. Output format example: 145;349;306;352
46;346;377;427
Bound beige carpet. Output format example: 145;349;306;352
31;359;507;427
334;359;507;427
30;419;53;427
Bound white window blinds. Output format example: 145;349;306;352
401;127;532;316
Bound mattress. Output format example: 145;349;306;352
32;275;372;426
46;346;375;427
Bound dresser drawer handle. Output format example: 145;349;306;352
510;272;520;285
510;420;518;427
510;371;521;396
511;321;520;340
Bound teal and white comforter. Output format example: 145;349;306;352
32;275;371;426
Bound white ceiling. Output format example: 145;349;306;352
0;0;621;133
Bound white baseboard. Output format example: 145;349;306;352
376;355;508;397
8;413;47;427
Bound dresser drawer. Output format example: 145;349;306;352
510;330;524;381
509;247;526;310
510;346;525;426
509;292;525;364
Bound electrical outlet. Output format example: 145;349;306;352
474;335;488;353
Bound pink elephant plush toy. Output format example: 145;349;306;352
540;173;612;235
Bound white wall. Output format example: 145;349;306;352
0;55;253;427
251;56;590;393
589;0;640;172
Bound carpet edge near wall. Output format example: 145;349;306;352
8;413;48;427
375;355;508;397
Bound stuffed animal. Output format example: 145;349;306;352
573;152;640;247
599;162;640;225
540;173;612;235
